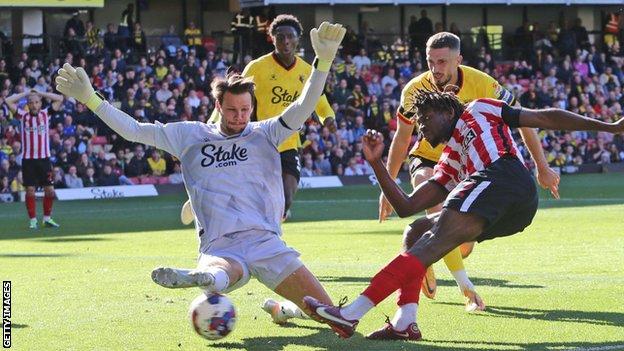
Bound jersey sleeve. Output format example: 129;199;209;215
152;121;198;158
500;103;521;128
397;86;416;125
256;117;298;148
315;94;335;123
484;74;516;105
430;162;458;193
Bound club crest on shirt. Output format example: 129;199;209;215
201;143;248;168
298;74;306;83
463;128;476;151
270;73;277;81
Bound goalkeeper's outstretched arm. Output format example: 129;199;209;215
55;63;160;147
279;22;345;131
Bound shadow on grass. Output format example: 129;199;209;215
214;325;624;351
0;253;73;258
430;339;624;351
436;278;545;289
12;324;29;329
436;302;624;327
34;237;112;243
317;276;545;289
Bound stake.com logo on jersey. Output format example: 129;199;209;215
200;143;249;168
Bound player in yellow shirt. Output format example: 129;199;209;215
369;32;561;339
207;14;335;219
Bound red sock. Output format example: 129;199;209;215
26;193;36;219
397;276;421;306
43;194;54;216
362;253;426;305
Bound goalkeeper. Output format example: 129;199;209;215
56;22;346;324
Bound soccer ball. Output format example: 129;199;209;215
188;292;236;340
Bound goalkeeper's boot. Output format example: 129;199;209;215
303;296;358;338
366;318;423;341
421;266;437;299
262;299;289;325
464;288;486;312
151;267;215;289
43;218;60;228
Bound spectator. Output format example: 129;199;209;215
300;158;315;177
98;164;120;186
126;145;150;180
64;165;84;188
344;157;364;176
184;21;202;50
353;48;371;71
168;162;184;184
314;153;332;176
381;67;398;91
64;12;85;37
147;150;166;177
132;22;147;56
161;25;185;56
83;167;97;187
10;170;25;197
104;23;117;53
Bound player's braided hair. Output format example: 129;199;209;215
269;14;303;37
407;84;465;122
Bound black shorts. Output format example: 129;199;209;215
443;156;538;242
22;158;54;187
408;155;437;178
280;149;301;181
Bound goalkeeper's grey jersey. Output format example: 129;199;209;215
153;118;294;243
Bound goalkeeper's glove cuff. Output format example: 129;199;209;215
85;91;105;111
313;57;332;72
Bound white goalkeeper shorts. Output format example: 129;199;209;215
197;229;303;293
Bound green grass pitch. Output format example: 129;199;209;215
1;173;623;350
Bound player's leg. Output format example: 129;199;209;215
460;241;475;258
270;265;332;321
367;215;436;340
25;186;37;229
21;159;37;228
410;165;441;300
42;185;59;228
304;209;486;338
152;255;245;292
280;150;300;220
41;159;59;228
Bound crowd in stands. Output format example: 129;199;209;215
1;12;624;201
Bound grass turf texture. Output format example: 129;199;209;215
1;173;623;350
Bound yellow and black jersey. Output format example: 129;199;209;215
397;64;516;162
212;52;334;153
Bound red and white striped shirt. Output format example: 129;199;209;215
431;98;524;192
17;108;51;160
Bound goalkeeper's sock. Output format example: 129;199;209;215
204;267;229;293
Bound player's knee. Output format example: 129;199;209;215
460;242;475;258
402;217;434;251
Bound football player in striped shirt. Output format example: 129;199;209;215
378;32;560;319
6;89;63;229
305;90;623;340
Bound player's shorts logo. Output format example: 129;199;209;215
201;143;249;168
